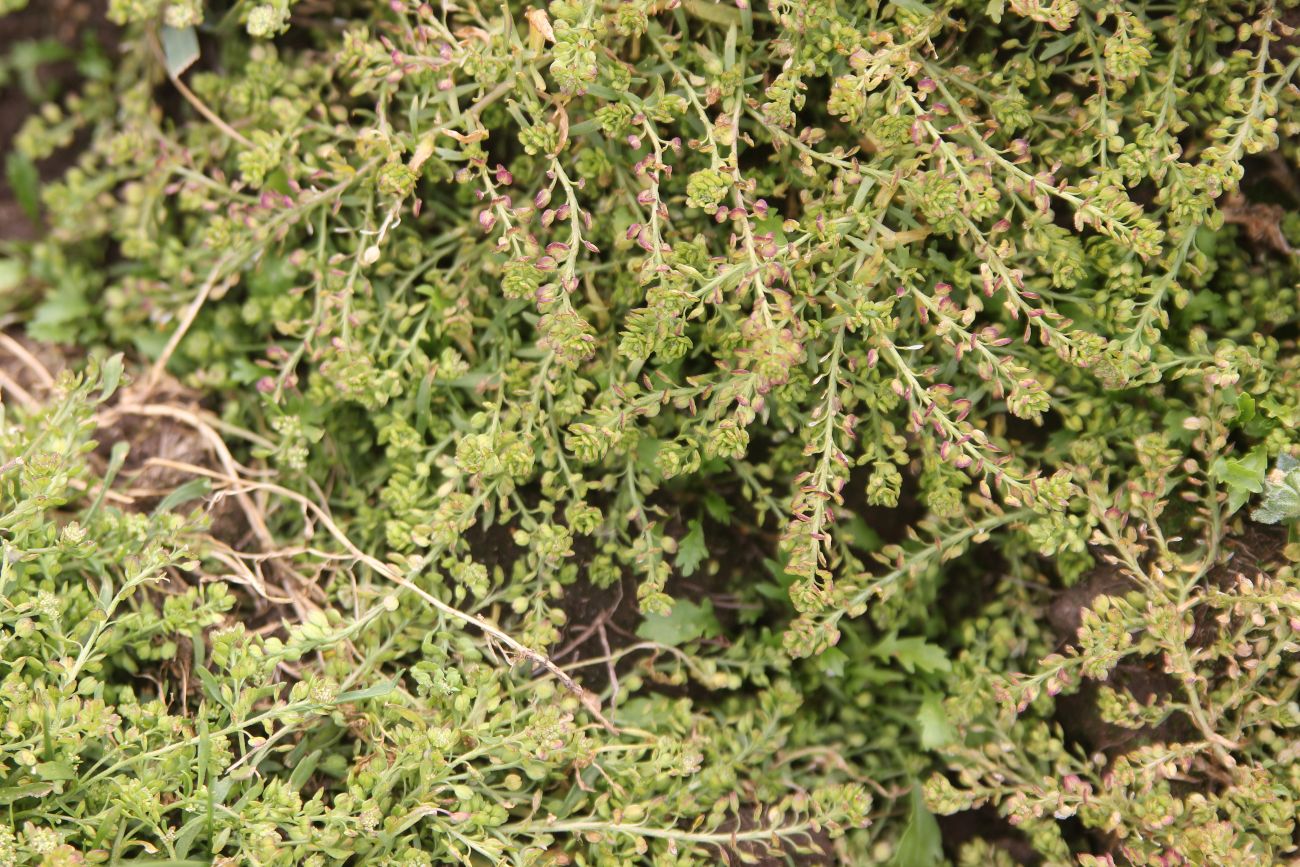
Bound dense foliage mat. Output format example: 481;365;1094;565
3;0;1300;863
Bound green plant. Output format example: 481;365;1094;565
929;417;1300;865
3;0;1300;862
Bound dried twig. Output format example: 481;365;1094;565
0;332;56;388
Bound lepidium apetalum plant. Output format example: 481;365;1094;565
0;360;873;864
927;377;1300;864
6;0;1300;861
29;0;1295;637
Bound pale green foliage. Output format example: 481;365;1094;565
5;0;1300;861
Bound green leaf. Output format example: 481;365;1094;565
99;353;125;401
916;696;956;749
1212;448;1268;515
86;440;130;521
1040;34;1076;61
5;152;40;223
172;815;206;860
195;665;223;705
153;477;211;515
843;515;883;552
682;0;742;27
29;283;91;343
702;492;732;524
288;749;323;791
337;679;398;704
891;786;943;867
675;519;707;577
0;782;56;805
1252;455;1300;525
870;635;952;675
636;598;720;646
34;760;76;781
1234;392;1256;427
818;646;849;678
0;259;22;293
161;25;201;78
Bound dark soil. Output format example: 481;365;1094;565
938;806;1040;865
549;493;774;697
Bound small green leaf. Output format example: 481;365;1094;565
675;519;707;577
161;25;201;78
1252;455;1300;525
29;283;91;343
636;598;720;646
843;515;883;552
337;679;398;704
870;635;951;675
34;760;76;781
5;152;40;223
0;259;22;293
1212;448;1268;515
99;353;125;401
916;696;956;749
195;666;223;705
682;0;742;27
818;646;849;678
288;749;323;791
86;440;131;521
0;782;55;805
702;492;732;524
153;477;211;515
891;786;943;867
1040;34;1076;61
172;815;206;860
1234;392;1256;426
